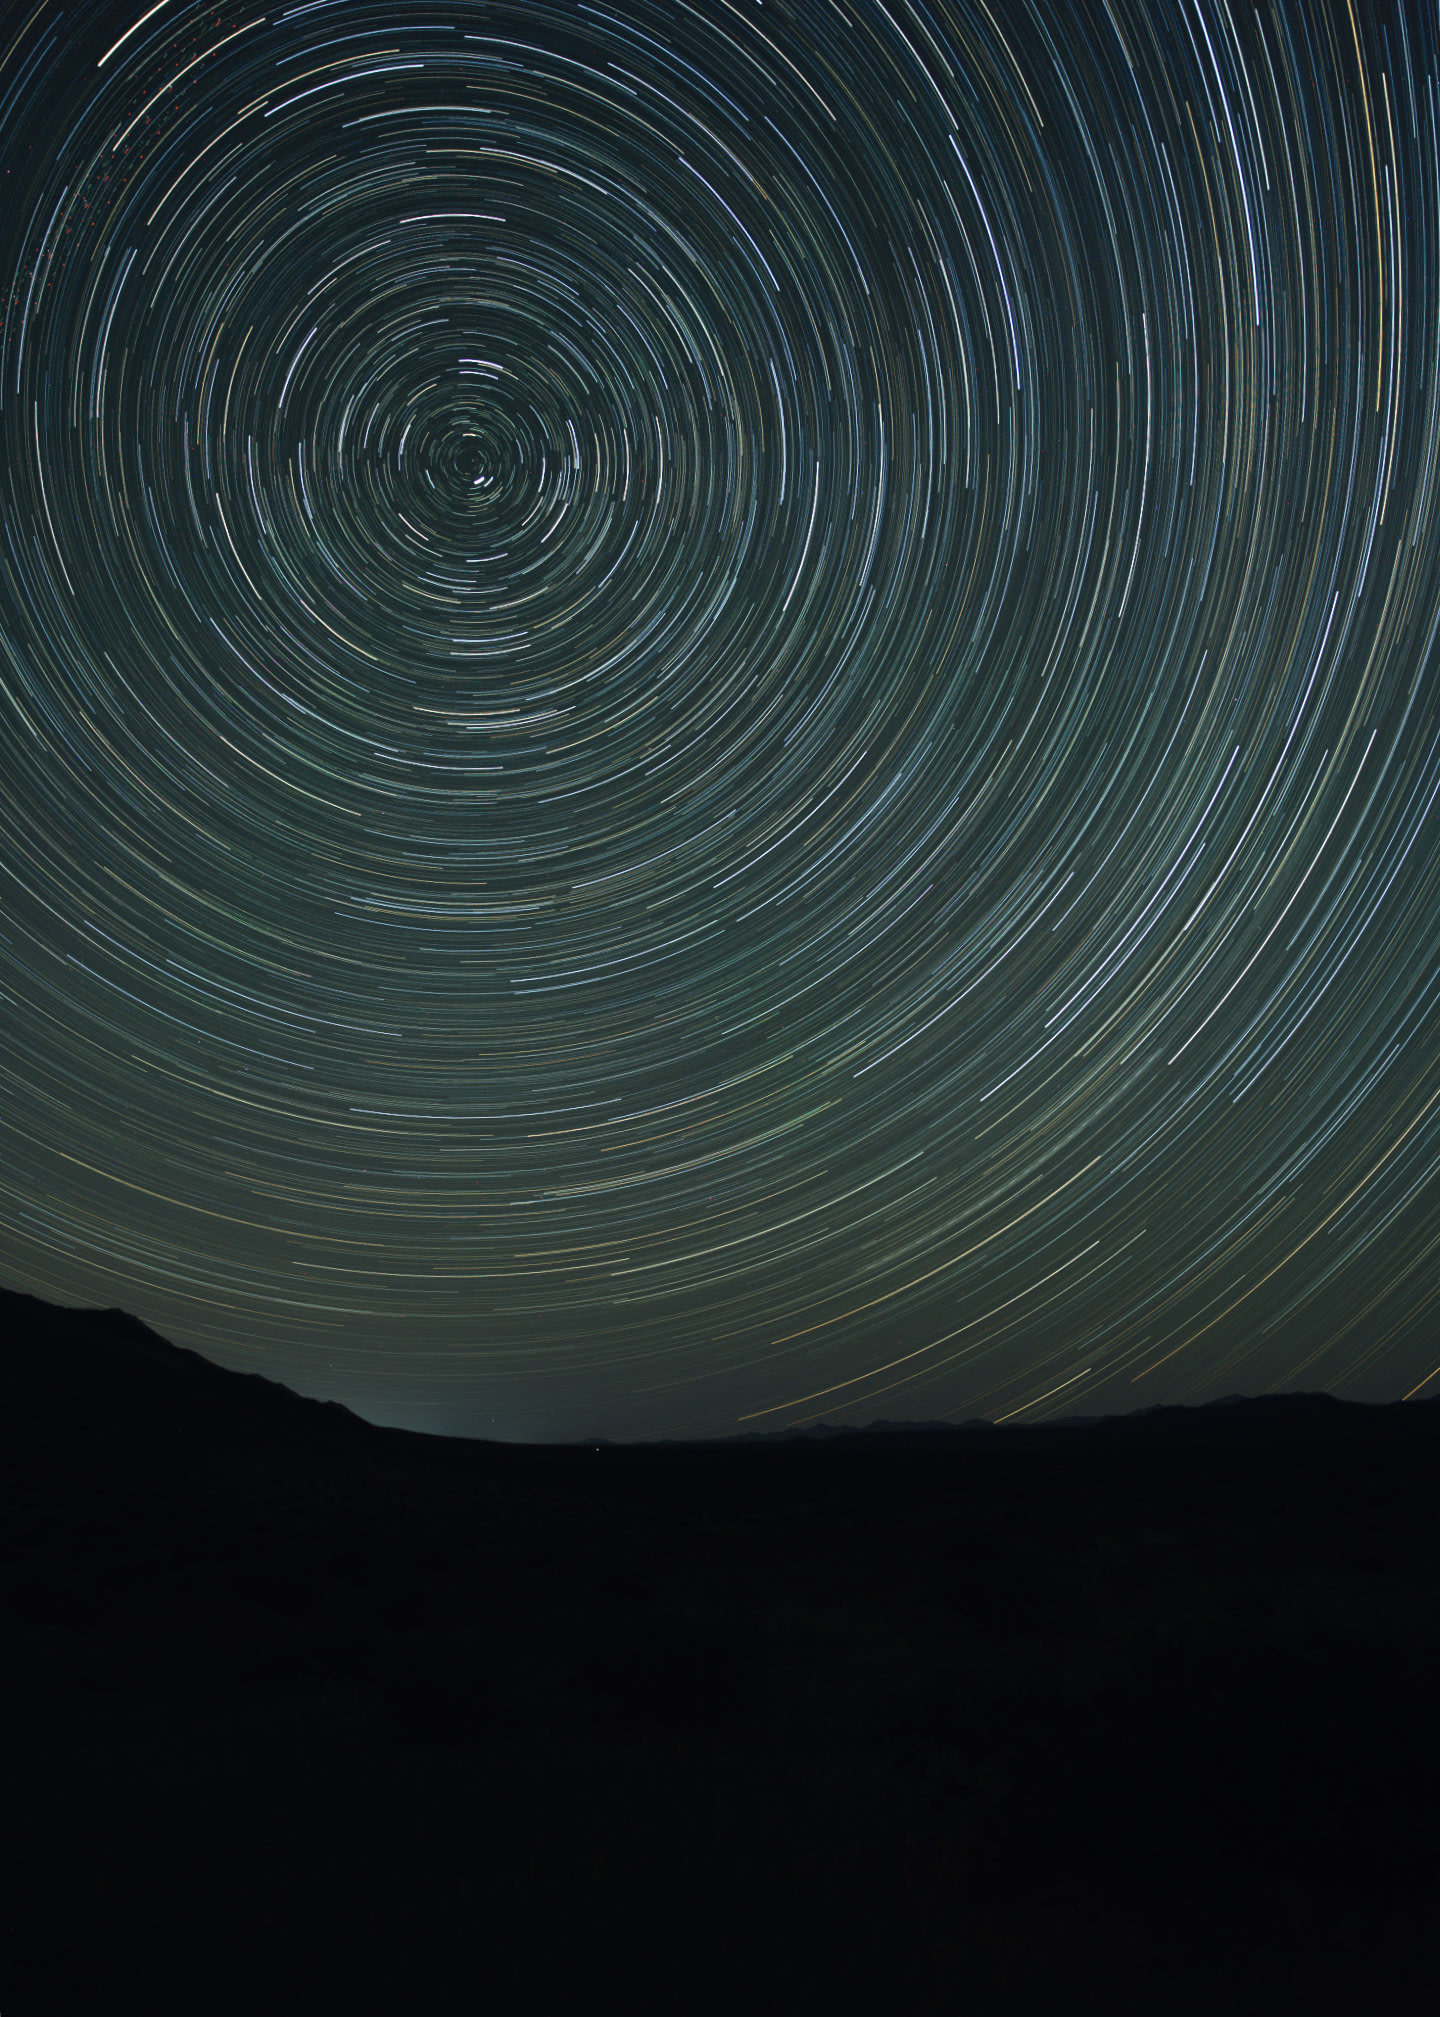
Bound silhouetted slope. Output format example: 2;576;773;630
5;1288;1440;2014
3;1286;365;1444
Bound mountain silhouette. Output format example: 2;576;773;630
4;1286;365;1441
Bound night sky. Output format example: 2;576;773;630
2;0;1439;1440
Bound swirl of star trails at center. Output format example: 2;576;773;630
1;0;1440;1436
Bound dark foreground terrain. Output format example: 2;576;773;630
6;1288;1440;2012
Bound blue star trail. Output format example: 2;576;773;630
2;0;1439;1438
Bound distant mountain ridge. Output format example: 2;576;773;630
723;1393;1330;1440
5;1285;1438;1453
719;1388;1440;1451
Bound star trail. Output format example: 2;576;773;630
1;0;1439;1439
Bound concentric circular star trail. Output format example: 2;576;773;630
2;0;1439;1438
